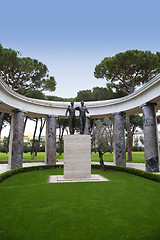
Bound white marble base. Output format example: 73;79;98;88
64;135;91;179
48;174;110;183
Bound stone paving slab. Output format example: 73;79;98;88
0;163;46;174
48;174;110;183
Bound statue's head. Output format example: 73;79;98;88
81;100;84;106
71;101;74;106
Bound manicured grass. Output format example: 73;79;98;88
0;152;64;162
92;152;145;163
92;152;113;161
0;168;160;240
0;152;145;163
126;151;145;163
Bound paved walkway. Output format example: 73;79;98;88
0;161;147;175
0;162;46;174
0;161;160;175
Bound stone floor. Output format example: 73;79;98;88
0;162;46;174
48;174;110;183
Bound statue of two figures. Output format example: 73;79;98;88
65;101;90;135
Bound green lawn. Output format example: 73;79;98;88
0;152;145;163
0;168;159;240
0;152;64;162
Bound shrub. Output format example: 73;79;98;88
0;164;160;184
0;145;6;153
23;142;31;153
0;164;63;183
132;146;144;151
92;164;160;182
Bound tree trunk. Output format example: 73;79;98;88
126;115;132;161
31;118;38;155
5;127;11;154
0;112;4;134
24;116;28;134
98;151;105;171
109;127;113;154
60;122;66;155
35;118;46;155
58;119;66;156
58;119;61;156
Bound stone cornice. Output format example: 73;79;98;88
0;74;160;118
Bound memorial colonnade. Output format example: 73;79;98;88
112;102;159;172
0;74;160;172
7;111;91;169
7;111;57;169
5;102;159;173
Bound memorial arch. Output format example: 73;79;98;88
0;74;160;172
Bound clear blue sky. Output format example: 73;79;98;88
1;0;160;98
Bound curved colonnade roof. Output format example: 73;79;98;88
0;75;160;118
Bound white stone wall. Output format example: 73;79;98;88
0;74;160;118
64;135;91;179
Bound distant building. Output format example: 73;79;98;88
23;133;59;143
133;131;160;147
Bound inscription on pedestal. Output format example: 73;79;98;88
64;135;91;179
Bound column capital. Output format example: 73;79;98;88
112;112;125;116
140;102;157;109
47;114;58;118
12;109;27;113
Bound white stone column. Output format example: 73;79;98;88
113;112;126;166
141;103;159;172
45;115;56;164
9;110;25;169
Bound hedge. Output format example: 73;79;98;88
0;164;160;184
0;164;63;183
92;164;160;183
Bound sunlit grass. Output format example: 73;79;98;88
0;168;159;240
0;151;145;163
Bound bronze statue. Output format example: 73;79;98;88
65;101;76;134
76;100;89;134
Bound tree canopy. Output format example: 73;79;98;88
75;86;125;102
92;118;113;170
94;50;160;161
0;44;56;138
94;50;160;94
46;95;74;102
0;44;56;97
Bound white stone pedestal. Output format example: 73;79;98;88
64;135;91;179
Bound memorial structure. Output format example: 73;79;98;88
64;101;91;180
65;101;76;134
76;100;89;134
63;135;91;179
0;74;160;173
